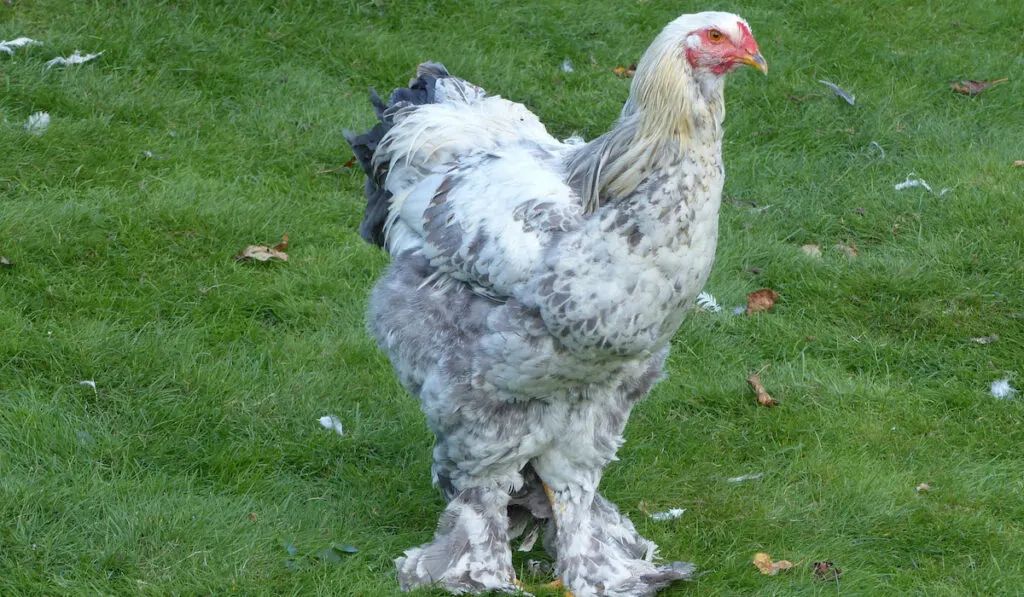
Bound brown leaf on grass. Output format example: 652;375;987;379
916;483;932;493
248;512;258;522
800;244;822;259
951;78;1008;96
343;156;357;168
747;374;778;407
811;561;842;581
234;235;289;262
746;288;780;315
613;64;637;78
835;242;859;258
0;256;11;267
753;552;797;575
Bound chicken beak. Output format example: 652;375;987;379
741;51;768;75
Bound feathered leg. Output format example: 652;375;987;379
538;480;693;597
396;486;520;594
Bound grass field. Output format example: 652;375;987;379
1;1;1022;595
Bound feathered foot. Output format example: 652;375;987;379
396;486;520;594
543;484;695;597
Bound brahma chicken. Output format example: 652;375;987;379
345;11;766;597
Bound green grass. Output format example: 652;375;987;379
1;0;1022;595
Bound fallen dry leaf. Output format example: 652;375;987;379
951;78;1007;96
1014;160;1024;167
343;156;357;168
753;552;797;575
800;244;822;259
746;288;780;315
233;235;289;262
613;64;637;78
916;483;932;493
747;374;778;407
835;242;859;258
811;561;842;581
248;512;258;522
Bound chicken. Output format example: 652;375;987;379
345;11;766;597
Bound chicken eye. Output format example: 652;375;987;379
708;29;724;42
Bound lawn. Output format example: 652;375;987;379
1;0;1022;595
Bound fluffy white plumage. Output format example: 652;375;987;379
346;11;765;596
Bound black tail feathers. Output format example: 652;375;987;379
344;62;453;247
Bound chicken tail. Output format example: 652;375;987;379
345;62;486;247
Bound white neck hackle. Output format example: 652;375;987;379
564;12;744;213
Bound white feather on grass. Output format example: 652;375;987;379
990;379;1017;399
649;508;686;521
819;80;855;105
25;112;49;135
0;37;42;55
895;173;949;196
317;415;344;436
727;472;764;483
696;291;721;313
45;50;103;69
